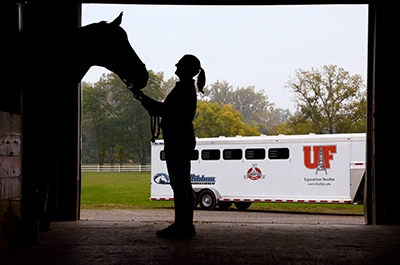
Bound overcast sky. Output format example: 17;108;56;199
82;4;368;112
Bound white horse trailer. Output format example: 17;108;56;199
150;133;365;210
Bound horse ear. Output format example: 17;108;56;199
110;12;123;26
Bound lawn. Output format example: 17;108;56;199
81;172;174;209
81;172;363;215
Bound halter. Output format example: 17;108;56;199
124;81;161;143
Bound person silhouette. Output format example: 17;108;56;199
133;54;205;238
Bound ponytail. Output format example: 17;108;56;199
197;67;206;94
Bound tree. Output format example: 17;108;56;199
204;80;291;135
82;71;167;165
82;83;113;165
285;65;366;134
205;80;273;124
193;101;260;138
204;80;235;106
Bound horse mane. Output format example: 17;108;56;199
78;21;127;40
78;21;106;35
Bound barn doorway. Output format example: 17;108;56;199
79;4;368;221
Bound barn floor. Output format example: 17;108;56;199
2;210;400;264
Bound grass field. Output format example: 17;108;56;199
81;172;174;209
81;172;363;215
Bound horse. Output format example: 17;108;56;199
76;12;148;88
19;12;149;231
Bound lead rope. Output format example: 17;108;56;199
126;83;161;143
150;115;161;143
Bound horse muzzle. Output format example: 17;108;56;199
128;67;149;90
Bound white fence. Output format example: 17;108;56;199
81;164;151;173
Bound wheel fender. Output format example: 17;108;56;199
193;187;220;201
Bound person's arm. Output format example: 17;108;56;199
131;90;163;116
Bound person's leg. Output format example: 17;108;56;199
183;179;194;226
156;142;195;238
166;154;192;226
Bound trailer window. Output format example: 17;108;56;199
223;149;242;160
268;148;290;160
245;148;265;160
160;150;166;161
202;149;221;160
160;150;199;161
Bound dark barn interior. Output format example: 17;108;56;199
1;1;399;264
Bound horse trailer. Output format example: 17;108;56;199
150;133;365;210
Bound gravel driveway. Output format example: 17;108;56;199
81;208;364;225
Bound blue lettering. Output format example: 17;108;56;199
190;174;216;185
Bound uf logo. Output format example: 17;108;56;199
303;145;336;174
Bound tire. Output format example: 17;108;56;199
218;201;232;210
234;202;252;211
199;189;217;210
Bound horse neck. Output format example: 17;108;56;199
75;27;95;85
75;53;91;85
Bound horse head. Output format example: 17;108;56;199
79;12;148;89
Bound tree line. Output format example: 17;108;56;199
82;64;366;165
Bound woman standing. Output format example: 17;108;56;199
134;54;205;238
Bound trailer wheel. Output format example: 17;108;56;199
234;202;252;211
199;189;216;210
218;201;232;210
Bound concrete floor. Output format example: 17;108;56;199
2;210;400;264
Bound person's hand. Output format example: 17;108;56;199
142;98;154;113
131;89;145;100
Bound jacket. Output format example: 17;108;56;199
141;80;197;141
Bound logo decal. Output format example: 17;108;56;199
303;145;336;175
244;164;265;180
154;173;216;185
153;173;170;184
190;174;216;185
